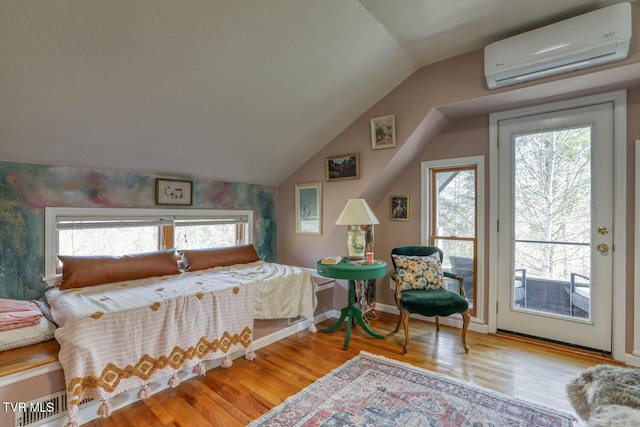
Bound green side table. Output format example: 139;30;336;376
316;258;387;349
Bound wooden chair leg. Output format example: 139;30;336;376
435;315;440;331
401;310;410;354
461;309;470;353
394;310;402;332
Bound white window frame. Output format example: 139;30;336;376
421;155;486;330
44;207;253;283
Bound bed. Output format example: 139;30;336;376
44;245;317;421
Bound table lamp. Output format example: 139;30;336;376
335;199;379;260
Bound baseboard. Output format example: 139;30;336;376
252;311;334;349
374;303;490;334
320;309;340;321
625;352;640;367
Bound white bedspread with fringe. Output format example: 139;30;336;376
46;261;317;417
238;262;317;325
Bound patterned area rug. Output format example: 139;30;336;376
248;351;575;427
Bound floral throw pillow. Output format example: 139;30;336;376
392;253;445;291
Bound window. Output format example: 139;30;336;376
57;217;167;257
174;221;240;251
422;156;484;320
45;207;253;279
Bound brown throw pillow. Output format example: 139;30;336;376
59;251;180;290
180;244;261;271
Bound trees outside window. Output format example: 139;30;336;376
513;127;591;280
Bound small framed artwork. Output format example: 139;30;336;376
325;153;360;182
371;114;396;150
155;178;193;205
295;182;322;235
390;195;410;221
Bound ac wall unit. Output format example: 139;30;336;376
484;2;631;89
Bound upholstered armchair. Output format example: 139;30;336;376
391;246;470;354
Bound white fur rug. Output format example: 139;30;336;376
567;364;640;427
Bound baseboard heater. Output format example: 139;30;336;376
14;391;93;427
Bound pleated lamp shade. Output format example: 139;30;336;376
335;199;379;225
335;199;378;260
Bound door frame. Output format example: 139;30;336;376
496;103;613;351
488;90;627;361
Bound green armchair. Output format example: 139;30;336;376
391;246;470;354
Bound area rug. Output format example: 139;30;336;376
248;351;575;427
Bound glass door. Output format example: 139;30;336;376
497;103;613;351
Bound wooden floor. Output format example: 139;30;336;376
84;311;616;427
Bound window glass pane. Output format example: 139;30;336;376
174;224;237;250
513;128;591;277
513;127;591;319
434;170;475;237
434;238;475;309
430;165;477;315
58;227;159;256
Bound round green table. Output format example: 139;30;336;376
316;258;387;349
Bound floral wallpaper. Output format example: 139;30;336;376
0;161;277;300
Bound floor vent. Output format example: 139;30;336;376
14;391;93;427
288;316;304;326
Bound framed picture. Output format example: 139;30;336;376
371;114;396;150
155;178;193;205
325;153;360;182
390;195;410;221
295;182;322;235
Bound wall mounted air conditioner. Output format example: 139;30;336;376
484;2;632;89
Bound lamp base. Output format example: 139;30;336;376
346;225;365;260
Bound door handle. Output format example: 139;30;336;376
597;243;609;253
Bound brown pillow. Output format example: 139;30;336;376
180;244;261;271
58;251;180;290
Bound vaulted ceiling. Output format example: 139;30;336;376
0;0;632;185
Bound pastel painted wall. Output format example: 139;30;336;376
277;3;640;350
373;115;490;307
0;161;277;300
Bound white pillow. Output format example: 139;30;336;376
0;316;57;352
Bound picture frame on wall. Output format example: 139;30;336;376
390;195;410;221
295;182;322;235
371;114;396;150
155;178;193;205
325;153;360;182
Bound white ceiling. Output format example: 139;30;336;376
0;0;633;185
